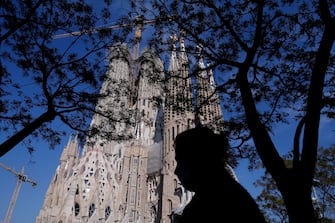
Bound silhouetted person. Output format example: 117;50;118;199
174;127;267;223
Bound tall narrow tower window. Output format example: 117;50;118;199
133;157;139;168
105;206;111;220
167;129;170;152
168;199;173;213
130;188;136;204
74;202;80;216
172;126;175;139
88;203;95;217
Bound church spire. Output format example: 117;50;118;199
37;35;227;223
207;63;216;91
168;33;179;72
179;30;188;65
197;45;207;78
60;133;79;161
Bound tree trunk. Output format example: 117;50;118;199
286;196;316;223
280;174;317;223
283;4;335;222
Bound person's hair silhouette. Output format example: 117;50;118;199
174;127;266;222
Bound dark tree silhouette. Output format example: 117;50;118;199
132;0;335;222
255;146;335;222
0;0;131;157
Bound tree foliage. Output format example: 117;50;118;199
255;146;335;222
132;0;335;222
0;0;131;157
314;146;335;221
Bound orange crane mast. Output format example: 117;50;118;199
53;16;157;41
53;15;175;106
0;162;37;223
53;15;175;58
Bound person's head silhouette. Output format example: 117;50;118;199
173;127;267;223
174;127;228;192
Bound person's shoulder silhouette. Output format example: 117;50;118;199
174;127;266;223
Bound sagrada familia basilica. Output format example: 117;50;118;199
35;33;225;223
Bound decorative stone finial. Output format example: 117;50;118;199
170;33;178;50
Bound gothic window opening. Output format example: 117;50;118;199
88;203;95;218
105;206;111;220
133;157;138;169
99;195;105;205
167;129;170;152
84;179;90;186
74;202;80;216
138;175;141;188
130;188;136;204
89;168;94;176
75;184;79;195
137;190;141;206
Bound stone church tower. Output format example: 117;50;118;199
36;34;224;223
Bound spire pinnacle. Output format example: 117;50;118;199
197;45;205;67
168;33;179;72
61;133;80;161
170;33;178;51
207;63;216;90
179;30;188;64
179;30;186;52
197;45;207;78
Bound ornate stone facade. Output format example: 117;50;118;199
36;35;224;223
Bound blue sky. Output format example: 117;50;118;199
1;1;335;223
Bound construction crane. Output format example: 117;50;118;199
53;15;175;106
0;162;37;223
53;15;175;58
53;15;157;43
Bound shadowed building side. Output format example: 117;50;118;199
196;47;225;133
160;33;195;223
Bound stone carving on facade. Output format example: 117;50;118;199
36;34;227;223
